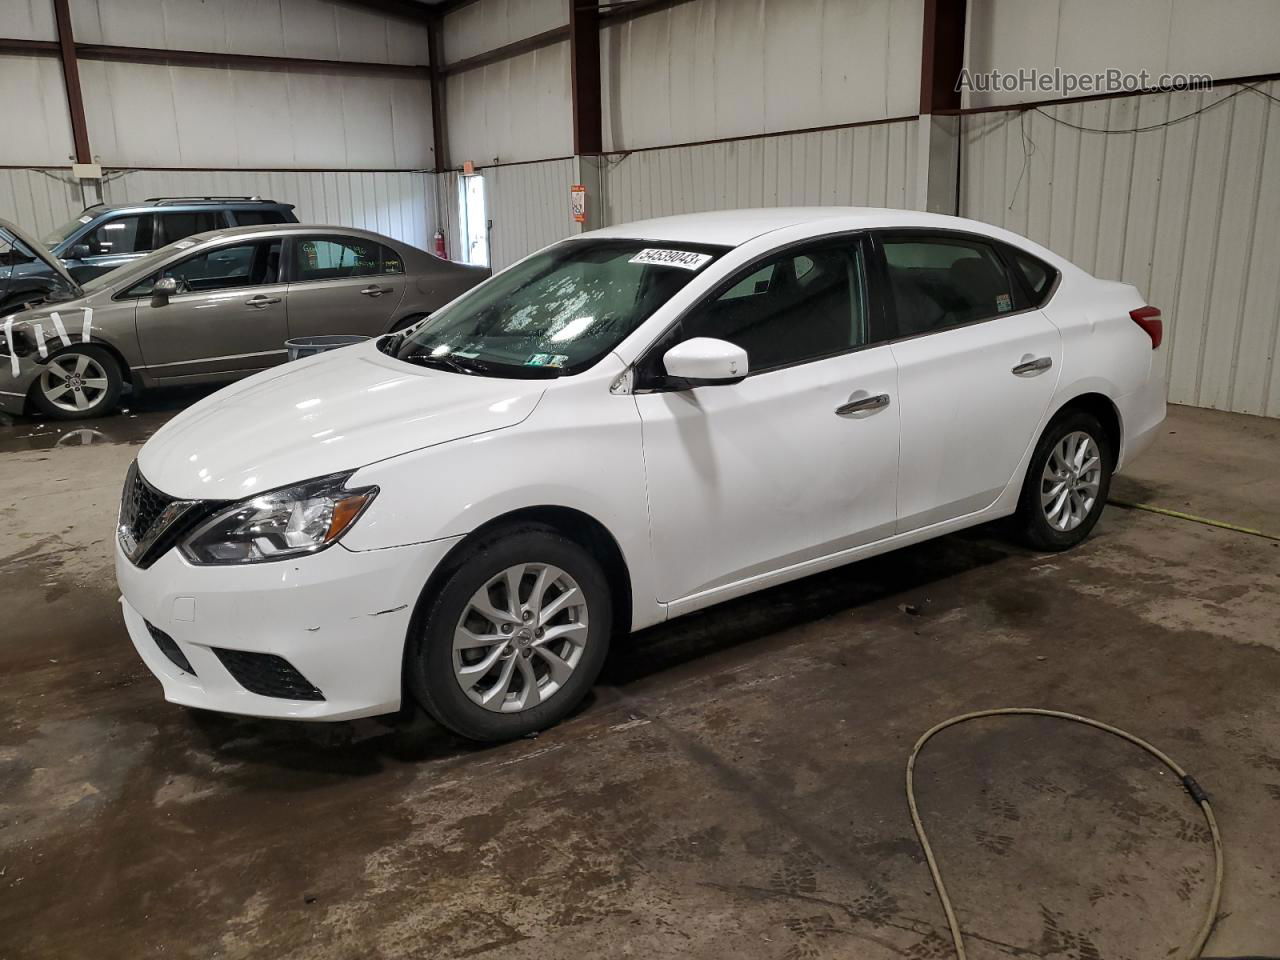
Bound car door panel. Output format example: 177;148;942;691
137;287;289;379
636;347;900;604
875;230;1064;533
133;239;289;380
284;235;406;338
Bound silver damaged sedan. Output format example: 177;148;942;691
0;219;487;418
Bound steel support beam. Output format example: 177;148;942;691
52;0;91;164
569;1;602;156
916;0;967;214
427;17;449;172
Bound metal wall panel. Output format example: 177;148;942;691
69;0;430;65
602;120;920;223
0;54;76;166
0;168;89;240
600;0;922;151
77;59;433;170
451;120;919;273
961;82;1280;418
102;168;435;249
446;43;573;167
0;0;57;40
966;0;1280;109
443;0;567;64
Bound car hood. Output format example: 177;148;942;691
138;342;548;500
0;217;83;296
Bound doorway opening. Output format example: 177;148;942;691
458;174;489;267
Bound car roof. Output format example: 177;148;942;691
580;206;1084;277
581;206;1015;247
86;198;293;214
155;223;405;246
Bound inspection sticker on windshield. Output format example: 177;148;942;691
527;353;568;368
174;239;197;250
629;248;712;271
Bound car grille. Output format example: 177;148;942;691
212;649;325;701
118;461;222;569
146;620;196;675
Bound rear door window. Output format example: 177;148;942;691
155;211;225;246
293;236;385;281
81;215;155;257
878;234;1020;337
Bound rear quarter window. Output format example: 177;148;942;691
1003;245;1058;307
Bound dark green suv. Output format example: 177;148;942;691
40;197;298;283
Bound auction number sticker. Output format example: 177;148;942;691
629;248;712;271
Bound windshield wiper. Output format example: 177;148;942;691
402;351;492;376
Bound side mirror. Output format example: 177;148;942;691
70;244;91;259
150;277;178;308
662;337;748;387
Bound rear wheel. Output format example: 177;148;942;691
1014;409;1113;551
29;346;123;420
406;524;612;741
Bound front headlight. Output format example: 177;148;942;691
181;472;377;565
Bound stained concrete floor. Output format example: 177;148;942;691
1;395;1278;960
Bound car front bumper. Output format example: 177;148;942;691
116;534;462;721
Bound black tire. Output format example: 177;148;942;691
406;523;612;742
1014;409;1114;551
29;344;124;420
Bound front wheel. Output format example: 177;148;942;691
406;524;612;741
29;346;124;420
1014;410;1113;551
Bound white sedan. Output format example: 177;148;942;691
115;208;1166;740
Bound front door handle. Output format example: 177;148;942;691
360;284;389;297
246;295;281;308
1012;356;1053;376
835;393;891;416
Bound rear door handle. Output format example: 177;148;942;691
835;393;891;416
246;295;281;308
1012;356;1053;376
360;285;389;297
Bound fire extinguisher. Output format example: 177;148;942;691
434;230;448;260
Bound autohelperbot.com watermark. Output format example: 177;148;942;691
957;67;1214;97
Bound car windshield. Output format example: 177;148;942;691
42;213;92;249
390;239;726;378
0;232;80;310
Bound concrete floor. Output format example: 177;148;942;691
1;395;1278;960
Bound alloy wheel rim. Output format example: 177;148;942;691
1041;430;1102;532
452;563;589;713
39;353;109;413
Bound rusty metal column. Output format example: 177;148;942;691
570;1;604;232
52;0;91;165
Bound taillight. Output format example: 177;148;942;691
1130;306;1162;349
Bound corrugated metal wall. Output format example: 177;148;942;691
0;168;90;239
102;169;435;249
602;121;919;223
600;0;921;151
961;81;1280;418
445;121;919;273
